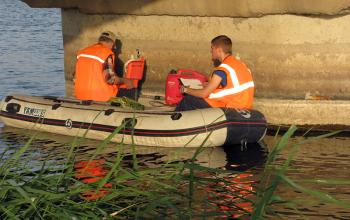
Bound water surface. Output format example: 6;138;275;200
0;0;64;100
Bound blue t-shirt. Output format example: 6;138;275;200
213;70;227;87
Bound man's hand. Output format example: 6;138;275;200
180;86;189;94
114;77;135;89
184;75;222;98
123;78;135;89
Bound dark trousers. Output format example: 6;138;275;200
175;95;211;111
117;88;139;101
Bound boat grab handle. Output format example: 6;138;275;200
104;109;114;116
52;103;61;110
122;118;138;130
6;103;21;114
171;113;182;120
5;96;13;102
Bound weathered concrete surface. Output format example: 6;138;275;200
22;0;350;17
22;0;350;127
61;10;350;99
254;99;350;127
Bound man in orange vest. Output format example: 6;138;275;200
175;35;254;111
74;31;134;102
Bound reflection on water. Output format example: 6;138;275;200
0;126;267;171
74;159;113;201
1;126;350;218
223;142;268;171
0;126;267;218
263;134;350;220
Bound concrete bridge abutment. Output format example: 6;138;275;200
23;0;350;127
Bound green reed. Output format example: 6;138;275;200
252;125;350;219
0;125;349;219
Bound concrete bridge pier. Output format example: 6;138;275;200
23;0;350;128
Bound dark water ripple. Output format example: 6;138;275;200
0;0;64;101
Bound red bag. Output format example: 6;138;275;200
165;69;207;105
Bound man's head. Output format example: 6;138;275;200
98;31;117;49
210;35;232;62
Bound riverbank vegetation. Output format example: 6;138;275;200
0;125;349;219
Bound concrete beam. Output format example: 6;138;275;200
254;99;350;128
22;0;350;17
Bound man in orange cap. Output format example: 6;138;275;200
74;31;134;102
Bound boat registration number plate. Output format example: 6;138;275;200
23;107;46;117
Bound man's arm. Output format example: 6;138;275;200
104;55;134;88
113;75;134;89
103;55;118;84
183;74;222;98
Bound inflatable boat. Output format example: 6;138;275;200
0;94;267;148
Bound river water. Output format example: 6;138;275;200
0;1;350;219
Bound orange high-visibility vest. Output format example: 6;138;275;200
74;43;118;102
205;55;254;109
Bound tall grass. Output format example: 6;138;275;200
252;125;350;219
0;125;349;219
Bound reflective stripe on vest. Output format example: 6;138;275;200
77;54;105;64
208;63;254;99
